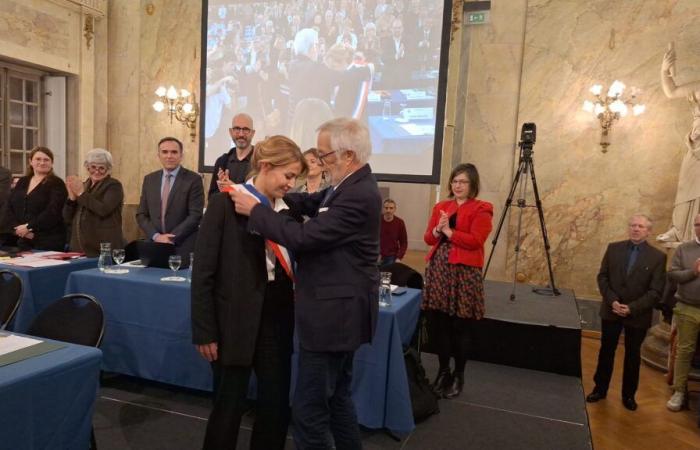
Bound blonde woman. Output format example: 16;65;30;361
192;135;307;450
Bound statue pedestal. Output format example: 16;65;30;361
641;319;700;381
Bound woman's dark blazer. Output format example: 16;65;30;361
63;175;125;257
1;174;67;251
191;192;296;367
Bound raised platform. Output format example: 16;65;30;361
470;280;582;377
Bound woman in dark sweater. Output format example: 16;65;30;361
63;148;125;257
1;147;67;251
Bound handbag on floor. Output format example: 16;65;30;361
404;346;439;423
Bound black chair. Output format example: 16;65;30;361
27;293;105;347
383;262;424;290
27;294;104;449
0;269;22;330
124;239;141;263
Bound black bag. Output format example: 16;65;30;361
404;347;439;423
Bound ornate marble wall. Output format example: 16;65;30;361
464;0;700;298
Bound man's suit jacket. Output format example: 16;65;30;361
597;240;666;329
191;193;295;366
135;167;204;257
248;164;382;352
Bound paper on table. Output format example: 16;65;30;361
0;334;42;356
2;257;70;267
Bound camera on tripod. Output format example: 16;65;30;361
519;123;536;158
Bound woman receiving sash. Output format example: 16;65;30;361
191;135;307;450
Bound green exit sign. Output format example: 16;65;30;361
466;11;489;25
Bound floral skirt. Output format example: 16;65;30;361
422;241;485;320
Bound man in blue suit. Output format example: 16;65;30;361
231;118;381;449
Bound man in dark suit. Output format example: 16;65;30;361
136;137;204;258
380;18;411;89
586;214;666;411
207;113;255;198
231;118;381;449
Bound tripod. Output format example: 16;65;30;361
483;141;560;300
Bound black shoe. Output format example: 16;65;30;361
443;371;464;399
432;369;451;397
585;390;606;403
622;397;637;411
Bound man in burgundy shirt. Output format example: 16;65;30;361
380;198;408;266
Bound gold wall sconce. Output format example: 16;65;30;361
153;86;199;142
582;80;645;153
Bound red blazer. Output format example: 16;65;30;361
423;198;493;268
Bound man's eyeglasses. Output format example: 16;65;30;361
87;164;108;173
230;127;252;134
317;150;337;163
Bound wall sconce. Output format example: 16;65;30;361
153;86;199;142
582;80;645;153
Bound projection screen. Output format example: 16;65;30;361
200;0;451;183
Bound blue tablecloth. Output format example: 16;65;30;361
0;335;102;450
65;267;211;391
1;258;97;332
66;267;421;435
366;89;436;116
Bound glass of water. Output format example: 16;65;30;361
110;248;129;274
162;255;186;281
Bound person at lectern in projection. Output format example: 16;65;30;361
191;136;306;449
422;163;493;399
586;214;665;411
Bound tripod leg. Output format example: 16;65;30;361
528;161;560;296
484;159;526;278
510;166;529;301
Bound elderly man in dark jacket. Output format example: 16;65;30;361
586;214;666;411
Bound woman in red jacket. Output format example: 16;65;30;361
422;163;493;398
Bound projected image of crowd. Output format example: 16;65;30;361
205;0;442;152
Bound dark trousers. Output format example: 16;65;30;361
292;348;361;450
202;284;293;450
593;319;648;399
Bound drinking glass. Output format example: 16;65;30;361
109;248;129;274
379;271;393;307
161;255;186;281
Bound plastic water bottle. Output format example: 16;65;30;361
382;100;391;120
98;242;112;272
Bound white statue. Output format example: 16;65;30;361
657;42;700;243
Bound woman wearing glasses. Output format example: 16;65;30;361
63;148;124;257
192;135;307;449
422;163;493;399
1;146;68;251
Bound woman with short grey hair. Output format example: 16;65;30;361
63;147;124;256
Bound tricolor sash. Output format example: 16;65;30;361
239;183;295;282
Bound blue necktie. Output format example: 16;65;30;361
626;245;639;274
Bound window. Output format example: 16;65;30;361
0;64;43;176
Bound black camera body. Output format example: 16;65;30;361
519;122;536;158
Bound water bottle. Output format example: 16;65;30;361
98;242;112;272
379;271;392;307
188;252;194;283
382;100;391;120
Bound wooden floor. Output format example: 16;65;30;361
401;250;700;449
582;336;700;449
